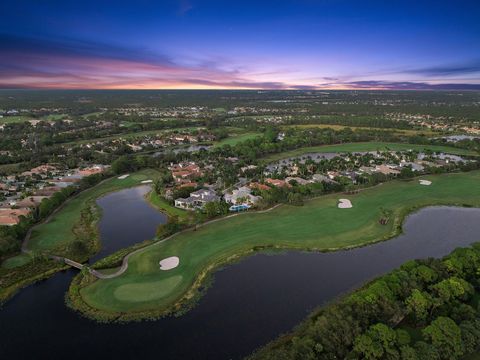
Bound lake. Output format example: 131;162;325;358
91;185;167;262
1;186;479;360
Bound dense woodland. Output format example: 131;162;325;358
250;244;480;360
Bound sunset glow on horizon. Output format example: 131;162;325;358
1;0;479;90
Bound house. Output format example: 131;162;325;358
77;165;106;176
224;186;260;205
359;166;375;175
15;196;49;208
327;171;340;180
265;178;292;188
400;161;424;172
240;165;257;173
0;215;20;226
30;164;58;175
286;165;300;176
174;189;220;210
285;177;311;186
35;186;61;196
375;165;401;176
0;208;31;226
312;174;337;184
249;182;271;191
170;162;202;184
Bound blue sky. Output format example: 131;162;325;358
1;0;479;89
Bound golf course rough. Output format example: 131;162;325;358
74;170;480;321
28;169;161;253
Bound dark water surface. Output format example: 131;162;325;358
1;200;480;359
92;185;167;262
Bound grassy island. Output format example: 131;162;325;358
70;170;480;321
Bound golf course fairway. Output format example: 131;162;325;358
74;170;480;320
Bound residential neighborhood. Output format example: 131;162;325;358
0;163;108;225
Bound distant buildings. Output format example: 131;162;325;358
0;163;108;226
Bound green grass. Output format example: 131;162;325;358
64;126;204;145
214;132;263;147
41;114;68;121
81;111;103;119
0;115;32;124
78;170;480;318
262;142;477;162
0;114;68;124
283;124;438;136
28;169;161;253
147;191;191;221
1;253;32;269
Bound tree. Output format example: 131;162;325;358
287;192;303;206
405;289;433;324
204;202;218;219
353;323;400;359
156;216;180;238
69;240;88;257
111;155;135;174
422;317;464;360
432;277;473;305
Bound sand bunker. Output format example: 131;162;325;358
117;174;130;180
159;256;180;270
419;180;432;186
141;180;153;184
338;199;353;209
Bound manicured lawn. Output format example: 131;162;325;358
214;132;263;147
28;169;161;252
0;115;31;124
79;170;480;316
64;126;204;145
147;191;192;222
283;124;437;136
263;142;477;162
0;114;68;124
41;114;68;121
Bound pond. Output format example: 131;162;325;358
91;185;167;262
1;196;479;359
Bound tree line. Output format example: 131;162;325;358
249;243;480;360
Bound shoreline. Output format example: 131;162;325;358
67;171;480;322
0;170;162;305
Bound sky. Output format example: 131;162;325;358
1;0;479;90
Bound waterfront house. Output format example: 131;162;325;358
224;186;260;205
174;188;220;210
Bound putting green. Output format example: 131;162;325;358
114;275;183;302
77;170;480;319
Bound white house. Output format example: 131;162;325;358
224;186;260;205
175;189;220;210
